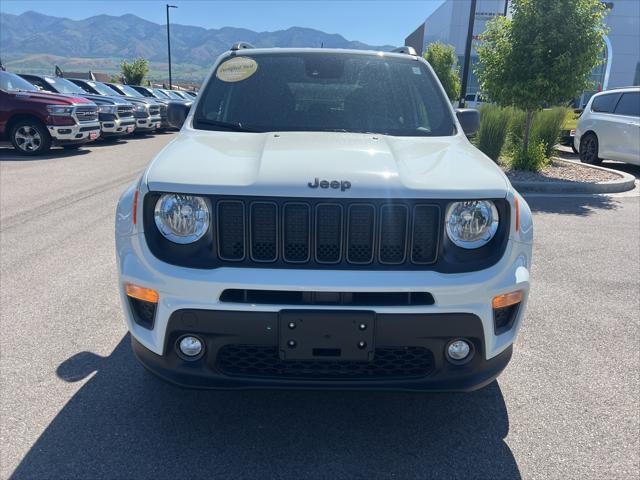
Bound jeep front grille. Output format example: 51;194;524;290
214;197;440;267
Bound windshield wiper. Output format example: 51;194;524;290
195;119;263;133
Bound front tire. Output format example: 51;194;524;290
579;133;602;165
10;120;52;156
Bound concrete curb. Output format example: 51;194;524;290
510;158;637;194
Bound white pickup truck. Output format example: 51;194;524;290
115;45;533;391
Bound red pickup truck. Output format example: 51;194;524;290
0;71;101;155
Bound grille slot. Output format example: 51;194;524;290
217;201;245;261
283;203;310;262
379;205;408;264
347;204;375;264
250;202;278;261
217;345;435;380
411;205;440;264
315;204;343;263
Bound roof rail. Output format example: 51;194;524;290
231;42;255;51
391;46;418;56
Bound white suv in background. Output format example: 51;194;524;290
575;87;640;166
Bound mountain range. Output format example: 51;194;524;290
0;11;396;82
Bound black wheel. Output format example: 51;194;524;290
10;119;52;156
579;133;602;165
571;143;579;154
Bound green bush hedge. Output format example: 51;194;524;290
475;105;568;172
531;107;569;158
475;105;513;162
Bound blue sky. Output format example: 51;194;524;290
0;0;443;46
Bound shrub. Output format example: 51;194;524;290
475;104;513;162
424;42;460;101
510;139;548;172
120;58;149;85
531;107;569;158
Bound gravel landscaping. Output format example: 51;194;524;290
503;158;621;184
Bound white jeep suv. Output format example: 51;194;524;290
575;87;640;166
115;46;533;391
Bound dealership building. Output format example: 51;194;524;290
405;0;640;103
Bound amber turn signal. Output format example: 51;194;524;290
492;290;523;309
125;283;159;303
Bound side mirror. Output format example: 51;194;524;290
167;101;189;129
455;108;480;136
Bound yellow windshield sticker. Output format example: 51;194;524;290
216;57;258;82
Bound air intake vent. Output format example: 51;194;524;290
220;289;435;306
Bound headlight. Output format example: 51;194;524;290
46;105;74;115
98;105;117;114
445;200;499;249
134;104;148;112
154;194;210;244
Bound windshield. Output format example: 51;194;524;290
44;76;85;94
88;81;120;96
195;52;455;136
163;90;183;100
153;89;170;99
0;72;39;92
117;84;144;97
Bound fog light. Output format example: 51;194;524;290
447;339;471;361
178;336;203;358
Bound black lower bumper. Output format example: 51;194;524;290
131;310;513;392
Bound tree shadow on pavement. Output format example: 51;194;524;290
10;336;520;480
525;193;622;216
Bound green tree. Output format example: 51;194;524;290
120;58;149;85
475;0;607;151
424;42;460;101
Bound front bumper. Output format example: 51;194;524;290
132;311;513;391
117;220;531;390
101;117;136;135
136;115;162;131
48;122;101;143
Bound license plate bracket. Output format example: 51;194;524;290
279;310;375;361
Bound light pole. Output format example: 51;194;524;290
166;4;177;89
459;0;477;108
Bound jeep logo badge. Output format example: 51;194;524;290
308;178;352;192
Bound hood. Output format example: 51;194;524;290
145;130;510;199
78;93;132;106
121;96;160;106
10;90;92;105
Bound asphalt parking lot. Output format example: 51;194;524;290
1;135;638;480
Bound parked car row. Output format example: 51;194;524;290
0;70;195;155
